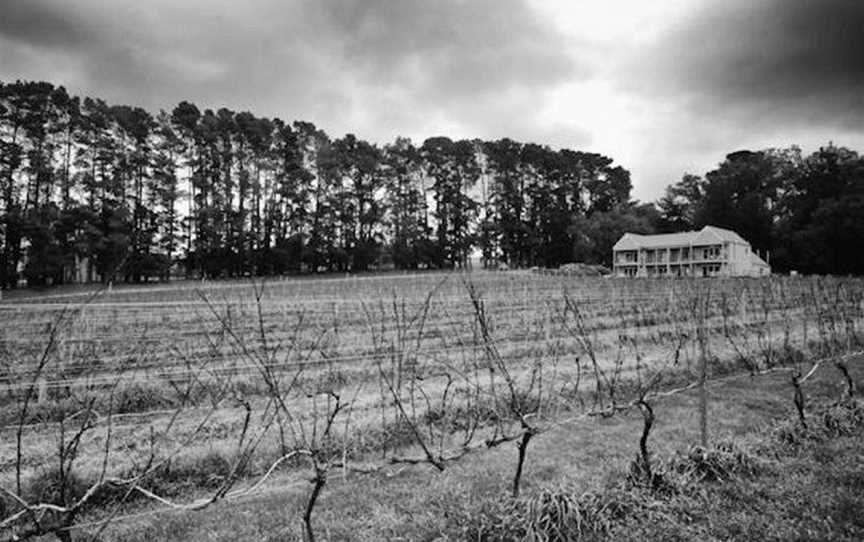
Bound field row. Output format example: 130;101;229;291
2;273;864;541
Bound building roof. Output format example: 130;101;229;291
613;225;750;251
698;225;748;245
749;250;770;268
614;232;692;250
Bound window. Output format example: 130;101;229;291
616;251;638;264
704;245;722;259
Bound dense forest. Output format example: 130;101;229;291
1;80;863;287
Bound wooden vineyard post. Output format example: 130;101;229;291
544;306;551;344
698;289;710;449
699;331;708;448
37;377;48;405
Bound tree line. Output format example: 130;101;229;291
0;80;637;287
2;79;863;287
657;147;864;275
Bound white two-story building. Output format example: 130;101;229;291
612;225;770;278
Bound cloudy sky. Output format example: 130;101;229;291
2;0;863;200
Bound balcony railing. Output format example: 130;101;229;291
616;249;728;265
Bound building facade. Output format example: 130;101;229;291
612;226;770;278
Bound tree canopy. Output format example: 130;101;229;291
657;145;864;275
4;78;861;287
0;79;638;287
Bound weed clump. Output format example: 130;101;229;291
423;401;499;432
138;448;246;496
359;417;419;454
770;398;864;447
444;395;864;542
525;485;641;541
113;383;178;413
665;441;763;483
434;493;526;541
821;399;864;437
24;466;91;507
439;484;644;542
625;455;677;494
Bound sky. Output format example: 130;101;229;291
2;0;864;201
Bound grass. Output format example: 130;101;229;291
81;354;863;541
603;408;864;541
2;273;863;540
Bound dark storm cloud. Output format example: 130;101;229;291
308;0;583;96
0;0;587;146
0;0;91;49
635;0;864;128
609;0;864;200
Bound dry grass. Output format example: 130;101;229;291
2;272;863;540
74;353;864;541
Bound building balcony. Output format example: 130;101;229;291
618;255;729;267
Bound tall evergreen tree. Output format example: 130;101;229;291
422;137;479;268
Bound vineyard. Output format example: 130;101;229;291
1;271;863;541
